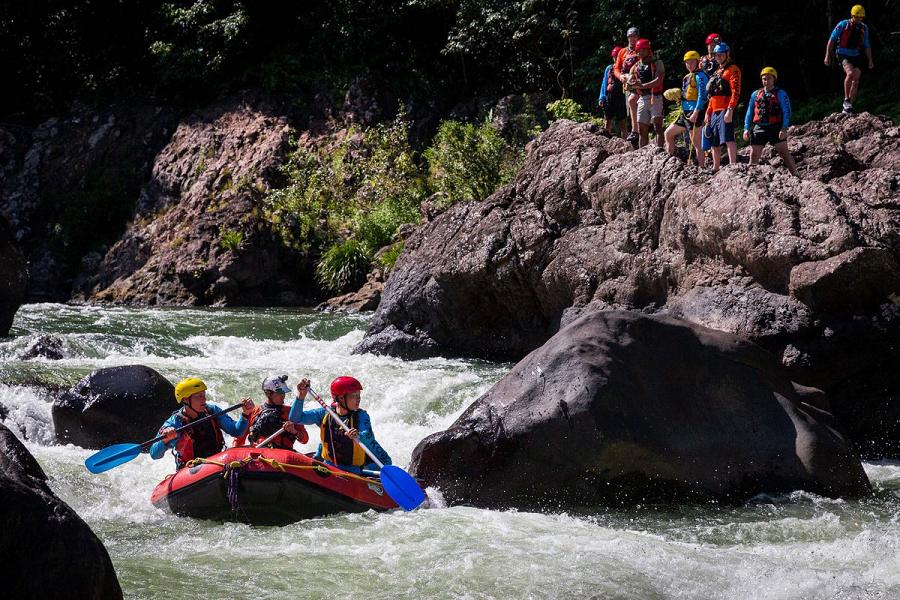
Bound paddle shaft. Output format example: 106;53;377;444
309;387;384;468
149;402;245;449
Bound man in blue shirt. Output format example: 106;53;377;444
824;5;874;114
292;376;392;475
743;67;798;177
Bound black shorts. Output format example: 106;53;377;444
749;124;782;146
675;109;706;130
603;89;627;120
839;54;865;71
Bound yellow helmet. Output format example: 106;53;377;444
760;66;778;80
683;50;701;62
851;5;865;17
174;377;207;402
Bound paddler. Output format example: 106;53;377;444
292;376;392;475
232;374;309;449
150;377;254;468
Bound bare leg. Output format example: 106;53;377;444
711;146;722;172
773;141;799;176
849;67;861;101
639;123;650;148
619;120;628;138
653;117;664;148
690;127;705;167
726;141;738;166
665;124;684;156
628;94;640;134
749;145;763;165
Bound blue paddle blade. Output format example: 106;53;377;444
380;465;426;511
84;443;143;474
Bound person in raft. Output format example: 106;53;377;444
232;374;309;449
292;375;392;475
150;377;254;468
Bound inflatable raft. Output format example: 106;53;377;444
151;446;399;525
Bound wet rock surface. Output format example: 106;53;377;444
0;424;123;598
361;114;900;457
410;311;871;509
0;214;26;336
52;365;174;449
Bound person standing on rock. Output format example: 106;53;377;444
628;38;665;149
291;375;392;475
743;67;799;177
232;375;309;449
150;377;254;468
664;50;709;165
613;26;642;143
700;33;721;77
824;5;873;114
599;46;628;138
703;42;741;172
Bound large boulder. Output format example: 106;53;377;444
411;311;871;509
0;214;26;336
360;115;900;457
52;365;174;448
0;424;122;598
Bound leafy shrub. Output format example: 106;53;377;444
218;228;243;250
424;119;522;207
377;241;405;272
546;98;604;126
315;239;371;293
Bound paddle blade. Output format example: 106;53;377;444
84;443;142;474
380;465;426;511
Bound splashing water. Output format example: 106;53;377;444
2;304;898;599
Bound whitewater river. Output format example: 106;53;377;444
1;304;898;599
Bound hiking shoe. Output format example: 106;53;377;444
842;98;852;111
626;131;638;142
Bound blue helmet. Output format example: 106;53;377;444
713;42;730;54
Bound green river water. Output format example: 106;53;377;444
1;304;898;599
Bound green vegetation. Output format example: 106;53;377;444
218;228;243;251
546;98;601;125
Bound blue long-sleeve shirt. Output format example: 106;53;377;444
149;404;248;460
681;69;709;113
830;19;871;57
293;400;392;470
598;64;614;103
744;87;792;129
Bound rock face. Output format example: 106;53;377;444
19;334;65;360
53;365;175;448
74;97;313;306
0;214;26;336
410;311;871;509
360;114;900;457
0;424;122;598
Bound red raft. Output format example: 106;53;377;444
151;447;398;525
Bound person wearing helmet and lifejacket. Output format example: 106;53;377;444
703;42;742;172
627;38;665;148
232;375;309;449
598;45;628;138
613;26;642;143
292;376;392;475
664;50;709;166
824;5;873;114
149;378;254;469
743;67;799;177
700;33;721;77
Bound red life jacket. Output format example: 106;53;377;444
240;403;309;449
752;88;782;125
606;64;622;94
839;20;865;52
633;59;663;96
173;410;224;468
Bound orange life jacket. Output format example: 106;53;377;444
320;408;367;467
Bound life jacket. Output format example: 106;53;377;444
320;406;367;467
245;403;309;449
682;70;700;102
606;64;622;95
634;59;663;95
700;55;719;77
620;48;640;80
172;409;224;468
752;88;782;125
839;20;865;52
707;64;735;97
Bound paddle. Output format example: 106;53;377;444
307;386;426;511
84;402;244;474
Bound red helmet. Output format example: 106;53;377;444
610;46;622;59
705;33;721;45
330;376;363;398
634;38;651;51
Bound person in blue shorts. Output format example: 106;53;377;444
664;50;709;166
292;376;391;475
702;42;741;172
824;5;874;114
743;67;798;177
